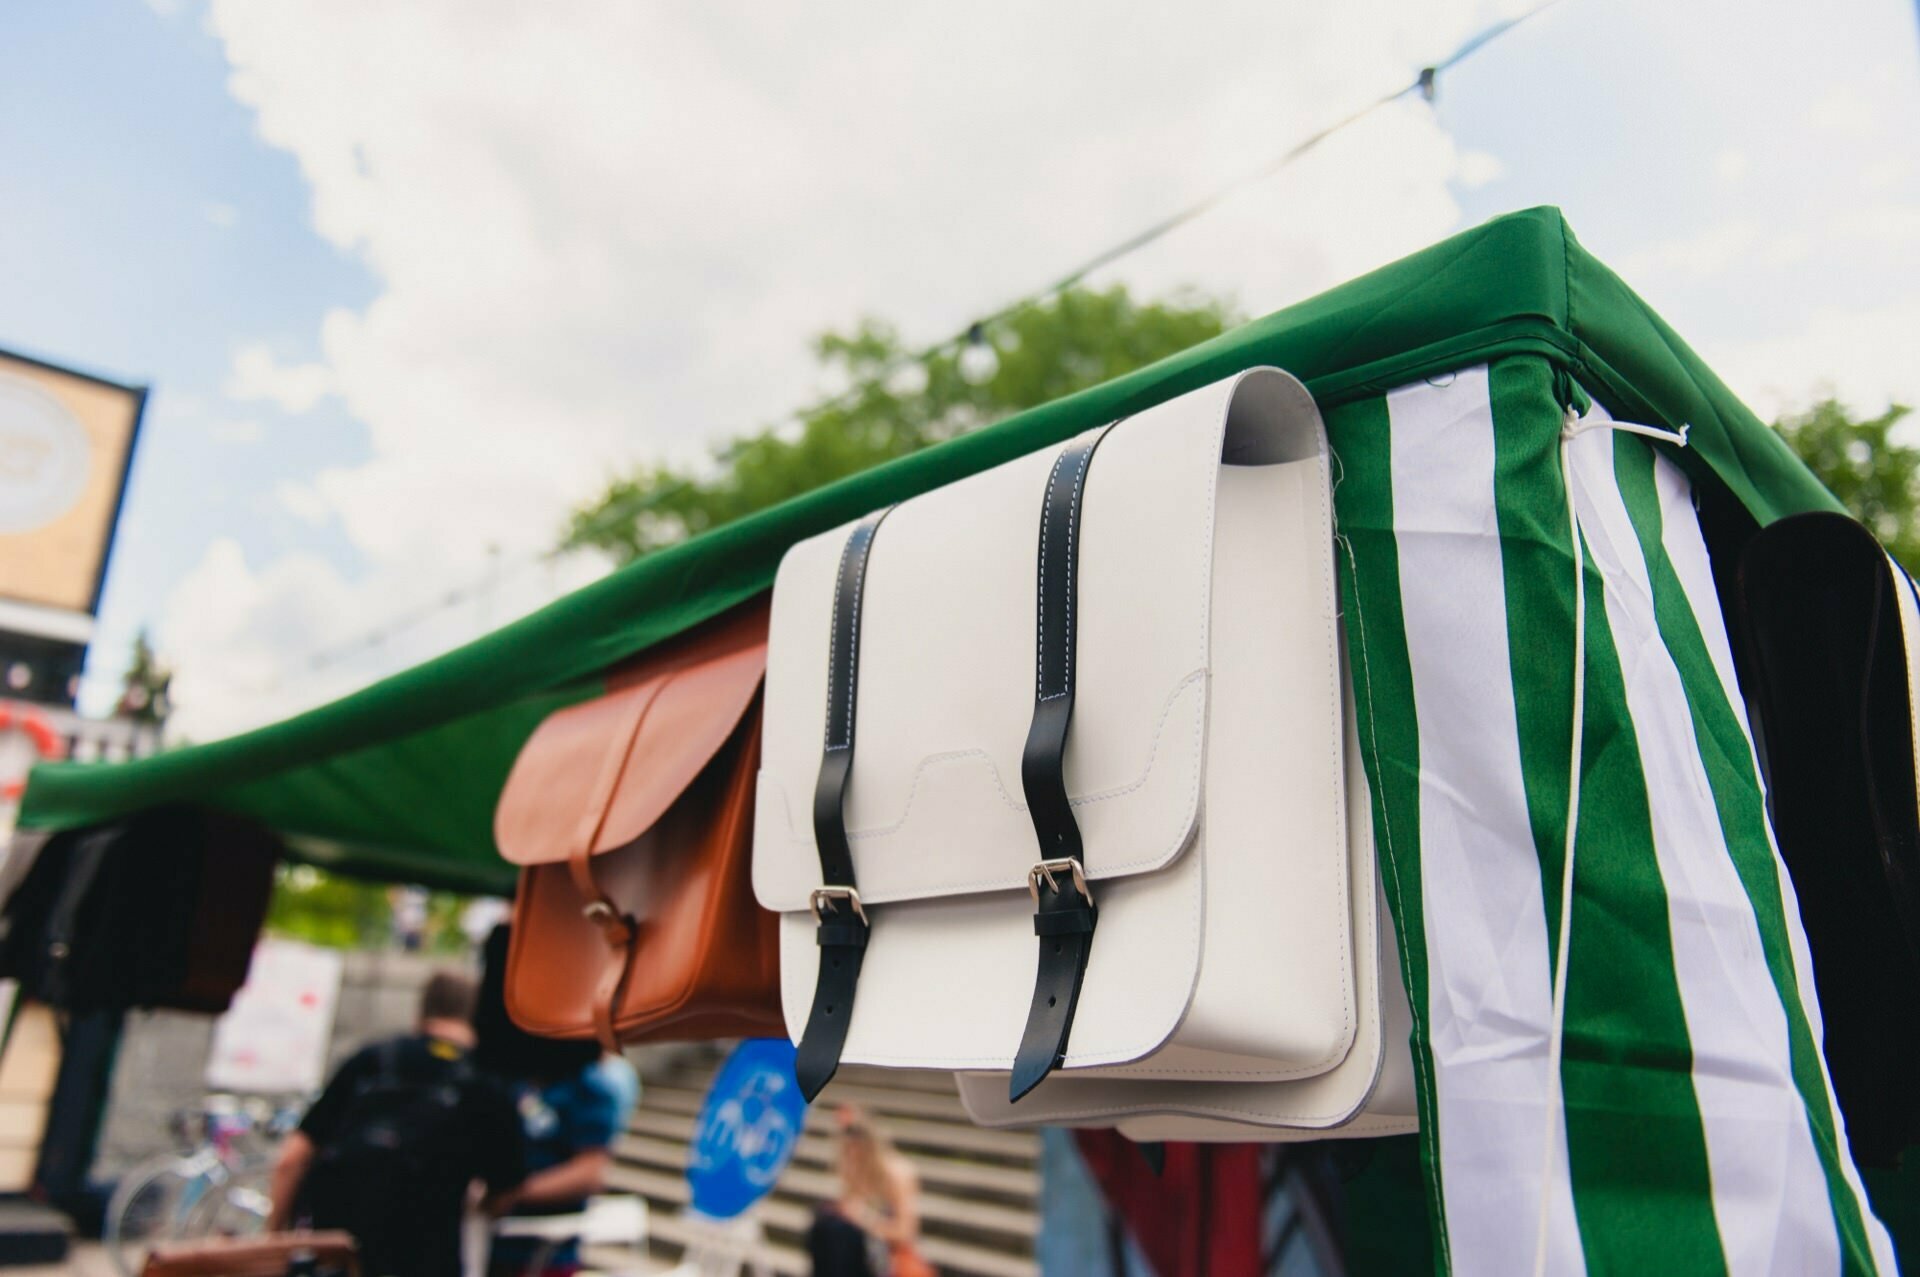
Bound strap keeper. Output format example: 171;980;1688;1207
816;921;870;949
1034;909;1096;937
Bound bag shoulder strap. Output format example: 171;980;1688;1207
1012;426;1117;1101
794;507;893;1100
42;828;117;1003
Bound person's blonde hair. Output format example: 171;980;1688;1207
835;1104;897;1205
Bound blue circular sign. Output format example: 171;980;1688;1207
686;1038;808;1219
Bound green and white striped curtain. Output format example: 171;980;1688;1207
1329;358;1897;1273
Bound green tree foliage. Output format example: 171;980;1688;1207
565;285;1238;564
264;863;390;949
117;629;173;726
265;862;477;953
1775;399;1919;567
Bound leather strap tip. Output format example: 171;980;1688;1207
794;1055;838;1103
1007;1052;1059;1104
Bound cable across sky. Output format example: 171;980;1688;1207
273;0;1563;686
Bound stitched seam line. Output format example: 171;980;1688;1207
967;1095;1383;1125
826;520;877;752
1044;445;1093;700
823;523;859;749
1036;447;1070;699
1308;423;1357;1060
775;669;1205;862
1332;441;1449;1263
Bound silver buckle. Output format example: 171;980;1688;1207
1028;858;1093;908
810;885;868;926
582;900;617;924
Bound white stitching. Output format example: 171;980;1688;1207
825;518;878;752
1035;447;1070;698
774;670;1208;860
822;524;858;750
1041;445;1095;700
969;1096;1418;1128
1306;408;1356;1068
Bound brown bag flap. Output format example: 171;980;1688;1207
494;601;769;866
141;1231;358;1277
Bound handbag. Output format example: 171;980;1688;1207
139;1231;358;1277
1731;511;1920;1165
753;367;1393;1131
494;599;784;1048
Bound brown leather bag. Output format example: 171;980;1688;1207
139;1232;358;1277
494;600;783;1048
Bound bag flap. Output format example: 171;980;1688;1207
495;601;769;866
754;367;1324;912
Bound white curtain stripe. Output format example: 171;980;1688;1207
1568;419;1841;1275
1387;368;1586;1275
1652;454;1899;1273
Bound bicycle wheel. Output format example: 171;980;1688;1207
104;1156;213;1277
179;1161;273;1239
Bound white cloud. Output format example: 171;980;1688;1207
224;341;333;413
1455;149;1505;189
158;0;1501;739
207;419;263;444
158;537;604;742
1810;84;1878;138
1712;148;1750;184
1702;298;1920;424
274;479;330;524
1618;221;1769;283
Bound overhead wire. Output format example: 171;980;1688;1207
255;0;1562;685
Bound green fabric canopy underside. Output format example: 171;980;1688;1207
18;206;1841;893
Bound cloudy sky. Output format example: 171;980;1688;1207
4;0;1917;741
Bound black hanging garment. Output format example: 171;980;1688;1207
1730;511;1920;1167
0;806;280;1014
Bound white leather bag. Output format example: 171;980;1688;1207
753;366;1390;1126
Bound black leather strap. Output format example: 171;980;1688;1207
1011;428;1114;1101
796;508;891;1100
42;828;115;1007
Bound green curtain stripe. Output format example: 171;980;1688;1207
1487;360;1577;974
1560;552;1731;1273
1325;395;1450;1274
1611;437;1883;1274
1486;362;1727;1272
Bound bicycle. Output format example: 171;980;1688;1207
104;1094;305;1277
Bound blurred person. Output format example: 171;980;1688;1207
806;1105;930;1277
474;924;640;1277
391;885;430;951
267;970;526;1277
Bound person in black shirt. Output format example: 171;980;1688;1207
268;971;526;1277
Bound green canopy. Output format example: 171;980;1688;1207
16;206;1838;893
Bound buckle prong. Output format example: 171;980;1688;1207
810;885;868;926
1028;858;1093;908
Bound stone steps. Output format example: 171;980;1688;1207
616;1047;1038;1276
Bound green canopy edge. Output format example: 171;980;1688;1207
17;206;1841;892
